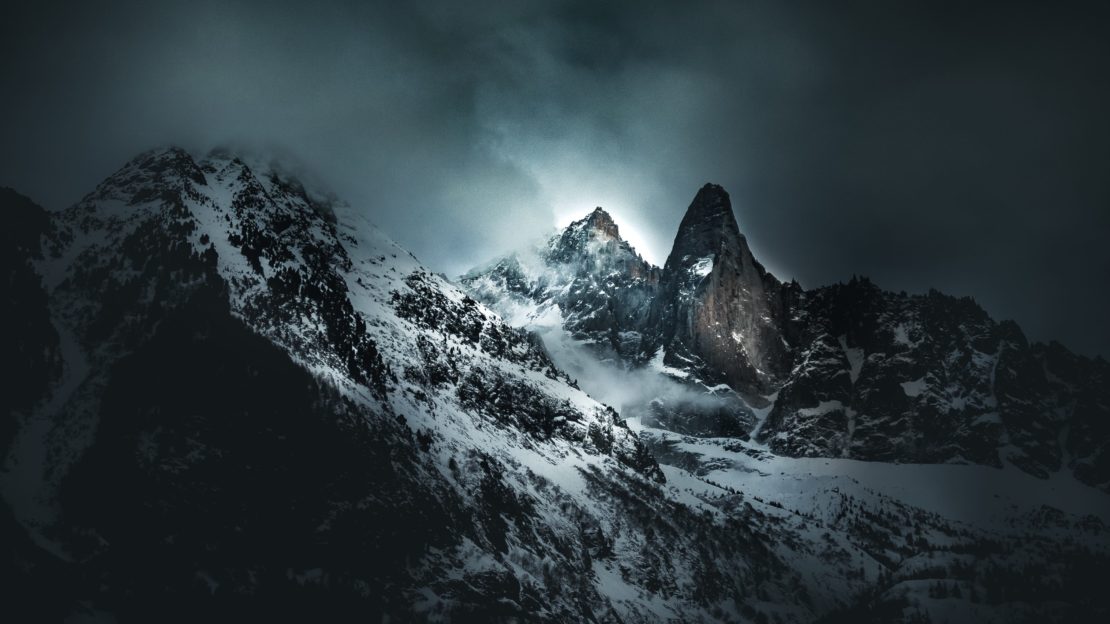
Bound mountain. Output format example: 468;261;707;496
461;200;759;439
0;149;822;622
2;149;1108;622
759;277;1110;485
647;184;796;398
464;184;1110;497
465;206;660;359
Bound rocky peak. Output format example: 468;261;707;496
663;183;745;278
556;207;621;249
684;183;733;228
546;207;646;271
583;206;620;239
653;183;792;397
461;179;1110;499
81;147;209;214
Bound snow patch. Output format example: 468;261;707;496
837;335;864;383
901;377;927;397
798;400;844;417
690;255;714;277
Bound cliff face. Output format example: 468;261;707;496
760;277;1110;488
11;148;759;622
462;206;661;362
464;183;1110;494
651;184;796;398
543;207;661;354
3;149;1106;622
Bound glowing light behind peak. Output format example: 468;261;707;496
551;197;661;266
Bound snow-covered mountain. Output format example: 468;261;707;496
2;149;1108;622
463;184;1110;496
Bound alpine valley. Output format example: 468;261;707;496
2;147;1108;623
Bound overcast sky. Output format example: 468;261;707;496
2;0;1108;357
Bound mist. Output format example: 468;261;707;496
3;0;1108;356
531;320;757;438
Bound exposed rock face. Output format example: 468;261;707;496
465;184;1110;494
759;277;1110;491
542;207;660;355
462;206;660;361
4;148;833;622
3;149;1108;622
651;183;796;398
462;203;760;436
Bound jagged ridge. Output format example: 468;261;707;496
3;149;1108;622
464;184;1110;493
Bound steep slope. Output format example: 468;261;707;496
760;277;1110;491
4;149;1107;623
0;148;828;622
464;185;1110;494
649;184;797;398
462;205;757;438
464;206;660;359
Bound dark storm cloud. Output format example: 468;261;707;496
2;0;1108;356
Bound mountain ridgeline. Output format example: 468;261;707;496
2;149;1108;622
463;184;1110;493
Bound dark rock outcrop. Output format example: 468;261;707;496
465;184;1110;492
543;207;661;355
650;183;797;397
